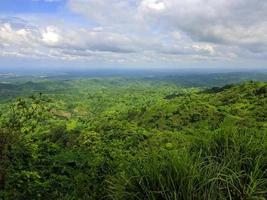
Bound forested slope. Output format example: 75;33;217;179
0;79;266;199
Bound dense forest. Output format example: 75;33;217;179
0;73;266;199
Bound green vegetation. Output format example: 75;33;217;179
0;74;266;199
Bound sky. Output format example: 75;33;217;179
0;0;267;71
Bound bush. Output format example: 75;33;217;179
107;128;267;200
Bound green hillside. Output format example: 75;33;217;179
0;77;266;199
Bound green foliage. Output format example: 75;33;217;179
0;76;266;199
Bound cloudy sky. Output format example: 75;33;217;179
0;0;267;71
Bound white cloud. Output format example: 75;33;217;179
192;44;215;55
0;23;37;49
141;0;166;11
1;0;267;67
41;27;60;45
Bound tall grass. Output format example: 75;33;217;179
107;128;267;200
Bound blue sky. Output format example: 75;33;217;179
0;0;67;14
0;0;267;71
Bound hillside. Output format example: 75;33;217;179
0;79;266;199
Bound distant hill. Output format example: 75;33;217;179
0;80;72;102
150;72;267;87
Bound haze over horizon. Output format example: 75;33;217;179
1;0;267;71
